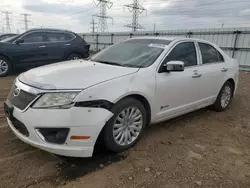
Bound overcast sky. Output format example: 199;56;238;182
0;0;250;34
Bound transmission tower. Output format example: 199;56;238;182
124;0;147;32
1;11;12;33
93;0;113;32
20;13;31;32
90;18;98;33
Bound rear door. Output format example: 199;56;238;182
11;32;48;67
195;42;227;107
44;32;76;63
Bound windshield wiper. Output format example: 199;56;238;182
94;60;123;67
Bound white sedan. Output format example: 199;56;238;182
4;37;239;157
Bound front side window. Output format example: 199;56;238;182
91;39;171;68
45;32;68;42
199;43;224;64
164;42;197;67
21;32;45;43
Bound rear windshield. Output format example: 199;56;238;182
91;39;171;68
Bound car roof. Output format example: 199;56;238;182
128;36;213;44
27;28;75;33
0;33;17;36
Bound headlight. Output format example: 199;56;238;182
32;92;80;109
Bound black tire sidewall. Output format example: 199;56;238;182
103;97;147;153
67;53;82;60
0;56;11;77
213;81;233;111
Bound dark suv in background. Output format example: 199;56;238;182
0;28;90;76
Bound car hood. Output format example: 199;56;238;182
0;42;13;48
19;60;139;90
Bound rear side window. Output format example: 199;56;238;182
64;33;75;40
21;32;45;43
199;43;224;64
45;32;70;42
165;42;197;67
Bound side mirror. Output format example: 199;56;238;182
164;61;184;72
15;38;24;45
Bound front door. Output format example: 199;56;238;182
11;32;48;68
155;41;201;122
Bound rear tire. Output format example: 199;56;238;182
211;81;233;112
103;98;147;153
67;53;82;60
0;55;12;77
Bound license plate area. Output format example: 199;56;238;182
4;102;29;137
4;102;14;121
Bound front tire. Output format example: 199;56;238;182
103;98;147;153
211;81;233;112
0;56;12;77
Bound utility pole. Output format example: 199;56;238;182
221;23;224;28
1;11;12;33
153;23;156;32
124;0;147;32
20;13;31;32
90;18;98;33
93;0;113;32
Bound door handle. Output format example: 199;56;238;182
65;44;71;46
221;68;228;72
192;73;202;78
39;45;46;48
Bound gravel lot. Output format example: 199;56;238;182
0;72;250;188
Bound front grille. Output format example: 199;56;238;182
11;117;29;137
7;85;37;110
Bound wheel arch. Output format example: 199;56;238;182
123;94;151;126
226;78;235;96
0;53;12;63
94;93;152;151
94;93;152;145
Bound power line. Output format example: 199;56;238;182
1;11;12;33
124;0;147;32
90;18;98;33
20;13;31;32
93;0;113;32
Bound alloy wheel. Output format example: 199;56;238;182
0;59;8;75
113;107;143;146
221;85;231;108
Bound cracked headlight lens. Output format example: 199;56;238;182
33;92;79;109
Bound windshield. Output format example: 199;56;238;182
0;35;9;41
0;35;19;42
91;39;171;68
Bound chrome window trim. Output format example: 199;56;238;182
12;31;76;44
